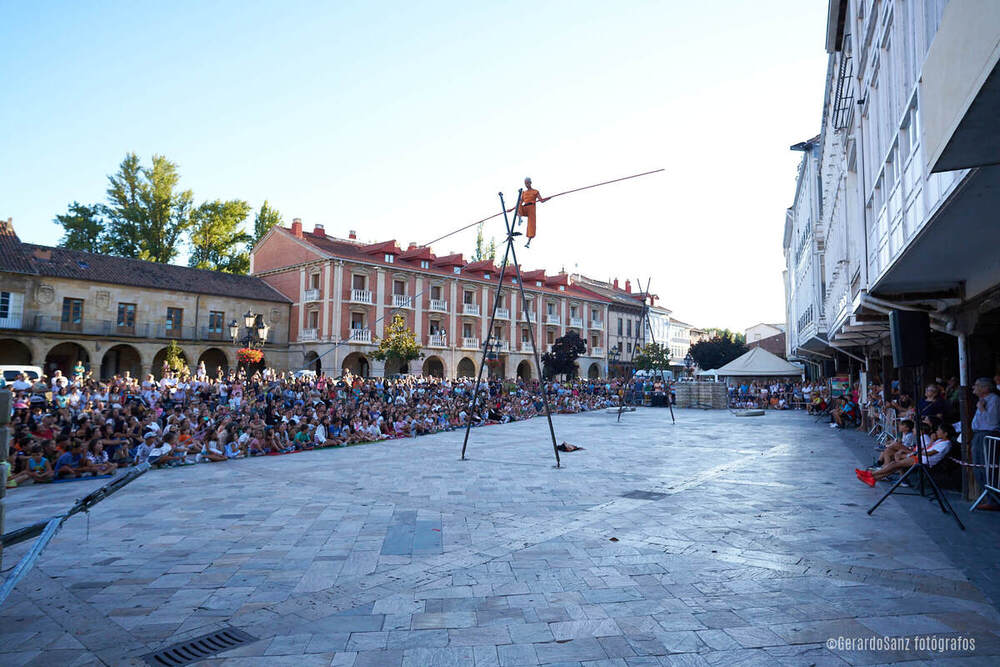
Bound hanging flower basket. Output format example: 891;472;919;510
237;348;264;365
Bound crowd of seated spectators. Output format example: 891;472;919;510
2;362;618;489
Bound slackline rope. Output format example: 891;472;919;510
419;168;664;248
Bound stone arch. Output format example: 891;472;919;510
198;347;230;377
100;344;142;380
516;360;532;380
422;355;445;378
342;351;370;377
0;338;32;365
45;342;90;377
588;362;601;379
456;356;476;378
152;346;190;378
303;351;322;374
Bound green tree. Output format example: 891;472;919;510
702;327;746;345
542;331;587;379
163;339;189;374
102;152;194;263
688;331;747;371
250;200;283;249
54;202;106;253
372;313;422;374
189;199;253;274
634;342;671;374
472;222;496;262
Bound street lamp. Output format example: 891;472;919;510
608;344;621;378
483;339;503;377
684;352;695;378
230;310;269;349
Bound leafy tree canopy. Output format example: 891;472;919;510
372;314;422;372
54;202;106;253
688;330;747;371
250;200;283;249
472;222;496;262
634;342;671;372
542;331;587;379
188;199;253;274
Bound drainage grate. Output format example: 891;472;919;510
144;627;258;665
622;490;668;501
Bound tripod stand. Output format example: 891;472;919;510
867;368;964;530
460;189;561;467
616;277;675;425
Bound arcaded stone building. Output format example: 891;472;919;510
0;219;291;378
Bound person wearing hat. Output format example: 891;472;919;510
517;177;548;248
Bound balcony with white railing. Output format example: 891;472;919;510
351;289;373;304
429;299;448;312
496;340;510;352
462;303;480;316
569;316;584;328
303;288;321;302
495;307;510;319
300;328;318;342
428;332;447;347
349;328;372;343
589;346;605;357
519;311;535;322
545;314;561;326
519;342;534;352
590;319;604;329
462;336;480;349
392;294;413;309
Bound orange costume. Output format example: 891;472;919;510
518;187;544;239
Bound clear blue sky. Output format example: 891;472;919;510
1;0;828;331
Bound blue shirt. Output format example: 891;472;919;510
972;392;1000;431
55;452;81;471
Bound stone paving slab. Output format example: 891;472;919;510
2;408;1000;665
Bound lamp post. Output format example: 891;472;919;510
608;345;621;379
483;339;503;379
230;310;270;372
684;352;695;379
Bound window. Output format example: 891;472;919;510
0;291;23;327
463;322;473;338
165;307;183;336
117;303;136;332
351;312;365;329
420;260;430;269
352;274;366;290
484;273;491;280
463;291;474;304
310;273;321;289
570;305;578;318
627;320;632;337
208;310;224;337
521;328;529;342
493;325;503;338
308;310;319;328
558;285;565;291
61;297;83;331
429;319;440;334
384;253;395;263
546;302;556;315
618;318;623;335
535;281;542;287
547;331;555;345
431;285;442;300
496;293;504;307
393;280;406;296
627;343;632;354
591;335;599;347
0;292;9;319
453;266;461;274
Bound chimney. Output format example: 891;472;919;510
625;279;631;293
291;218;303;238
313;223;325;238
613;278;619;289
408;242;417;250
348;229;357;240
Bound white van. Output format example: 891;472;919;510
1;365;44;384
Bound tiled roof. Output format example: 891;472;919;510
0;218;38;275
280;227;609;302
19;243;291;303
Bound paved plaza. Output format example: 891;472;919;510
2;408;1000;666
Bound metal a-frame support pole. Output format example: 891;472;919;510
461;190;560;467
616;278;674;423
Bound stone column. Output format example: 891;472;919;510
375;269;386;337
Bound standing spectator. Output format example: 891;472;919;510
971;377;1000;511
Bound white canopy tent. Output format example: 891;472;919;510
696;368;719;379
711;347;805;379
